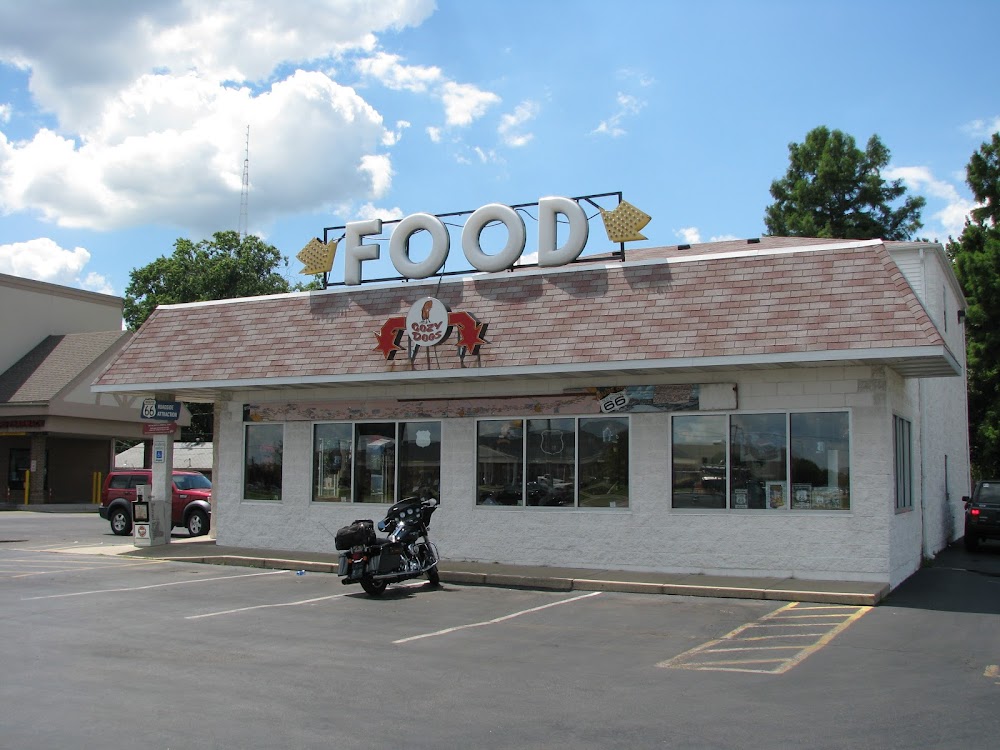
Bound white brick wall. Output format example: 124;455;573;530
211;361;965;588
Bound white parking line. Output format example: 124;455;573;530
186;592;353;619
394;591;602;644
4;560;164;578
185;580;429;619
22;569;288;600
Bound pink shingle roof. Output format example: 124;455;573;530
93;238;958;397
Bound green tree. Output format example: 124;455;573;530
949;133;1000;479
124;230;296;329
764;126;926;240
124;230;317;442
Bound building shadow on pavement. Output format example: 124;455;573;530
882;541;1000;615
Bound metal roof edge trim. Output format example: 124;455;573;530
90;344;959;394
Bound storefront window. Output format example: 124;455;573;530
477;416;629;508
244;423;283;501
526;418;576;507
354;423;396;503
579;417;629;508
478;420;525;505
313;423;352;502
671;412;850;510
790;412;850;510
672;415;727;509
893;415;913;511
398;421;441;501
312;421;441;504
730;414;787;510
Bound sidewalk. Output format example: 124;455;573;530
0;503;98;512
122;537;888;606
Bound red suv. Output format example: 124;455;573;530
99;470;212;537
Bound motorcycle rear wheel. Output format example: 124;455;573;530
360;576;387;597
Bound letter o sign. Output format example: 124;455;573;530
389;213;450;279
461;203;526;273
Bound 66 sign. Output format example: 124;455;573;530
140;398;181;421
600;390;630;414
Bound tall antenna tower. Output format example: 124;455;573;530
238;125;250;239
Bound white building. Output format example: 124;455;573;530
93;235;970;589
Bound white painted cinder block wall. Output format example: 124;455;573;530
887;246;970;586
212;359;963;587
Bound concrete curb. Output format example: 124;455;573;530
124;552;888;605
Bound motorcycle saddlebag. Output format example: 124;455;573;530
335;519;375;551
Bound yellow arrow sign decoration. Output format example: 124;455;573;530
600;200;652;243
297;238;337;275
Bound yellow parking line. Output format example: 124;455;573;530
658;602;872;674
774;606;871;674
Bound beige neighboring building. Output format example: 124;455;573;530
0;273;164;505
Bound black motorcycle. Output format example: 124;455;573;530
335;496;440;596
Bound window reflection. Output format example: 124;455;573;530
672;415;727;508
477;416;630;509
312;421;441;505
244;423;283;501
579;417;628;508
526;418;575;506
790;413;850;509
313;423;352;502
672;412;849;510
730;414;787;510
354;423;395;503
398;421;441;501
478;420;524;506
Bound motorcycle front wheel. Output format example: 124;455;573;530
360;576;387;597
426;565;440;586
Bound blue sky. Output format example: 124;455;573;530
0;0;997;298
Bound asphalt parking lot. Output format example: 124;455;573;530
2;512;999;749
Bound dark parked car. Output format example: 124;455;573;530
963;480;1000;551
99;470;212;537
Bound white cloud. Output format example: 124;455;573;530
355;49;501;130
472;146;503;165
0;0;436;131
0;237;113;292
440;81;501;127
0;3;509;236
360;153;393;198
355;51;441;93
354;202;403;221
884;165;975;237
617;68;655;88
498;100;539;147
675;227;701;244
710;234;740;242
961;116;1000;138
382;120;410;146
0;103;10;123
0;70;391;233
592;92;646;138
